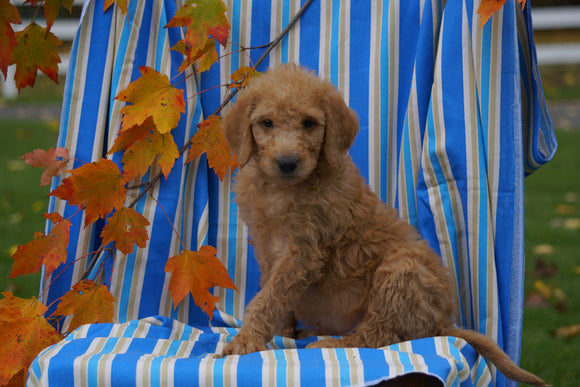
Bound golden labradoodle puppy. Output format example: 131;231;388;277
221;64;546;386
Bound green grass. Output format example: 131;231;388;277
521;130;580;386
0;118;60;298
539;65;580;101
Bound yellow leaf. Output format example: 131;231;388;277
533;280;551;300
553;323;580;339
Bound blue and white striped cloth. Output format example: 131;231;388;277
30;0;556;386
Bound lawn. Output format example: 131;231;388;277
521;129;580;385
0;118;59;298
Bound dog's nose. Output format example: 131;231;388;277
277;156;298;174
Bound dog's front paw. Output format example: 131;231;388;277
223;333;267;356
306;338;343;349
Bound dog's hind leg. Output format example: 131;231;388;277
307;250;452;349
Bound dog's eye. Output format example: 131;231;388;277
302;119;316;129
261;119;274;128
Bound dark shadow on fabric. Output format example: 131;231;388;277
368;372;444;387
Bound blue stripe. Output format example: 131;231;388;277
330;0;340;85
281;0;290;64
348;1;370;179
379;0;390;202
299;0;320;70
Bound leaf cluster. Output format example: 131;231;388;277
0;0;256;384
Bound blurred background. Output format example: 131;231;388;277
0;1;578;385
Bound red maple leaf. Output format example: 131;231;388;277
50;159;129;227
0;0;21;78
11;22;62;91
186;115;237;181
21;147;70;186
0;292;61;386
115;66;185;134
10;213;71;278
51;279;116;333
164;246;237;318
101;207;150;255
107;118;179;179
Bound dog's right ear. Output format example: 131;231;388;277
221;89;255;167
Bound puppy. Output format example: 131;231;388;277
220;64;546;386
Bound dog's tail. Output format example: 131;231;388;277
442;326;548;386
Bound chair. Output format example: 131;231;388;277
29;0;556;386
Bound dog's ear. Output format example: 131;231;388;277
323;90;359;167
221;89;255;167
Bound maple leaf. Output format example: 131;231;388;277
51;279;116;333
228;66;260;90
11;22;62;91
0;292;61;386
10;213;71;278
166;0;230;73
50;159;129;226
171;38;218;73
42;0;74;32
103;0;129;14
21;147;70;186
478;0;526;27
186;115;237;180
101;207;150;255
0;0;21;78
107;118;179;179
164;246;237;318
115;66;185;134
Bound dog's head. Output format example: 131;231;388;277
221;64;359;183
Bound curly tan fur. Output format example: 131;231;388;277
220;64;546;386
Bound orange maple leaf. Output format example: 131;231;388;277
164;246;237;318
21;146;70;186
50;159;129;227
0;0;21;78
43;0;74;32
103;0;129;15
101;207;150;255
11;22;62;92
0;292;61;386
478;0;526;28
10;212;71;278
166;0;229;72
107;118;179;179
51;279;116;333
115;66;185;134
228;66;261;90
186;115;237;180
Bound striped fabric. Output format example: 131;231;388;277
31;0;556;386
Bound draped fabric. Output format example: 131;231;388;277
30;0;556;386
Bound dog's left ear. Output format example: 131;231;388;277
221;89;255;167
323;90;359;167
